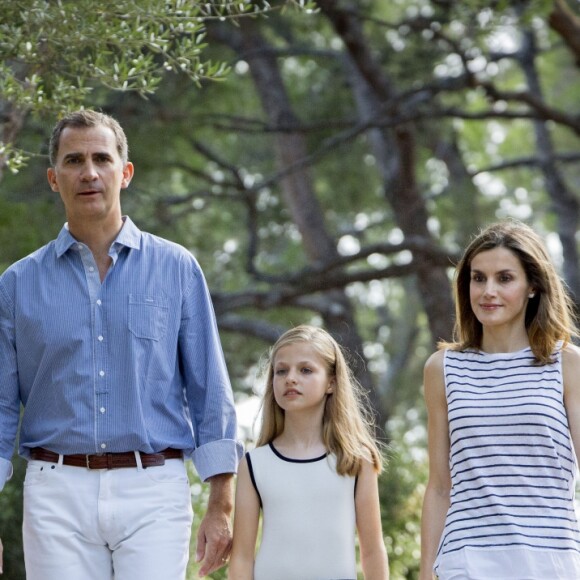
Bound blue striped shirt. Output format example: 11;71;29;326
0;217;242;488
435;347;580;575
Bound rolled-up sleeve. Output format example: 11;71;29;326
178;258;243;481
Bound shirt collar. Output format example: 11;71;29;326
55;216;142;258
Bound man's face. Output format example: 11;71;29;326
47;125;133;227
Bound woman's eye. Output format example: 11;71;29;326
275;369;286;376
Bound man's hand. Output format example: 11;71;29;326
195;473;234;577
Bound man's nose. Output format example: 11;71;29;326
80;161;98;180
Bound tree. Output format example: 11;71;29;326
0;0;312;178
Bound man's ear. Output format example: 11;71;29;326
121;162;134;189
47;168;59;192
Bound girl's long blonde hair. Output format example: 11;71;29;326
441;219;578;364
256;325;383;477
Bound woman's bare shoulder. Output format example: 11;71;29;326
424;349;446;372
562;342;580;370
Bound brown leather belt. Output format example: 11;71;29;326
29;447;183;470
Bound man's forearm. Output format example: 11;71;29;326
207;472;234;515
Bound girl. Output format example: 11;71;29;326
420;220;580;580
229;325;389;580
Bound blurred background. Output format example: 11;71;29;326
0;0;579;577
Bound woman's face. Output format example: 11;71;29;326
469;246;534;332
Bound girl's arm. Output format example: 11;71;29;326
419;350;451;580
228;455;260;580
355;457;389;580
562;345;580;472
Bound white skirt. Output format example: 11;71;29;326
435;547;580;580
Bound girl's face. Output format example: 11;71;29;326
272;342;334;414
469;246;533;332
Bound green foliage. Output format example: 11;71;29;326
0;197;61;273
381;414;428;580
0;142;27;176
0;456;26;580
0;0;307;173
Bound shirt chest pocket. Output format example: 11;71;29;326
128;294;169;341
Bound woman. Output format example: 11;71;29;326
420;220;580;579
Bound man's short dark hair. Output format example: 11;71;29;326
49;109;129;166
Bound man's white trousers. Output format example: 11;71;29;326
23;456;193;580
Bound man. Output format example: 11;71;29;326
0;110;242;579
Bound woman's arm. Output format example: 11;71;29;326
355;458;389;580
562;345;580;471
228;455;260;580
419;350;451;580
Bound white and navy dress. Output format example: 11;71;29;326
247;443;357;580
435;347;580;579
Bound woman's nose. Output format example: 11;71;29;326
483;281;497;296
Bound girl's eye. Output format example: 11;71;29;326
301;367;312;374
275;369;287;376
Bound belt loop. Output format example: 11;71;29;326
57;454;64;467
134;450;144;471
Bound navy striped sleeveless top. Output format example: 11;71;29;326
435;347;580;571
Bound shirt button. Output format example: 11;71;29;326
98;335;104;342
99;370;105;377
100;443;107;449
96;299;102;306
100;407;106;414
89;266;95;272
77;244;83;250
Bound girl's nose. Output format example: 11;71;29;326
285;370;298;384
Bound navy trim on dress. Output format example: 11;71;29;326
268;441;328;463
245;452;262;508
